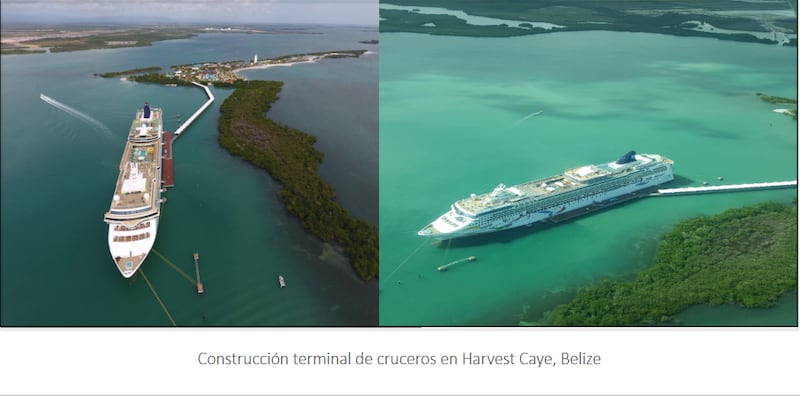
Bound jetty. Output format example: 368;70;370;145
547;181;797;224
161;132;175;187
160;82;213;190
174;82;214;138
651;180;797;196
193;252;204;294
438;256;476;272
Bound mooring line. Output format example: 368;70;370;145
442;238;453;267
140;269;177;326
385;239;429;282
152;248;196;286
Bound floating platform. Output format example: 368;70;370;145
438;256;476;272
162;131;175;188
193;252;203;294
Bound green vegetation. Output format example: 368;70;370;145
545;201;798;325
380;1;796;45
127;73;194;86
217;81;378;281
757;93;797;105
24;28;197;53
272;49;367;61
0;48;46;55
96;66;162;78
757;93;798;120
126;73;246;88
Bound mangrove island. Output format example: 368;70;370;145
380;0;797;46
544;200;798;326
217;81;378;281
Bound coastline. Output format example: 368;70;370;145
232;50;369;75
217;81;379;282
379;1;797;46
233;59;317;73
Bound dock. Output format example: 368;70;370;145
651;180;797;196
193;252;204;294
549;187;658;223
160;82;213;189
174;82;215;138
161;132;175;187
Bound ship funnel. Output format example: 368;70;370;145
615;150;636;165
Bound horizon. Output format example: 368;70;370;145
0;0;377;27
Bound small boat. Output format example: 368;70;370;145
278;275;286;288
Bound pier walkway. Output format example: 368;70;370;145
160;82;214;190
174;82;215;137
652;180;797;196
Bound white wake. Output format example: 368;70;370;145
40;93;114;136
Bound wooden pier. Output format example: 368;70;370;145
161;132;175;188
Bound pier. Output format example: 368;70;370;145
547;180;797;224
160;82;213;189
652;181;797;196
174;82;215;137
161;132;175;187
549;187;658;223
193;252;204;294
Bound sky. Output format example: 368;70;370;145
0;0;377;26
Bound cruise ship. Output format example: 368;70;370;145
418;151;674;240
104;103;163;277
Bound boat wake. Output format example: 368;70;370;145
40;93;114;137
514;109;544;126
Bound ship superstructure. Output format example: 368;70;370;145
418;151;674;239
104;103;163;277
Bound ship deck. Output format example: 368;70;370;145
457;174;583;214
105;108;163;220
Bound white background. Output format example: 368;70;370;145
1;327;798;395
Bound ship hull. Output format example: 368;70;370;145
108;218;159;278
419;153;673;240
104;104;163;278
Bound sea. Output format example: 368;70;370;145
379;31;798;326
0;24;379;326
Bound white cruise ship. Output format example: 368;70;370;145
104;103;163;277
418;151;674;240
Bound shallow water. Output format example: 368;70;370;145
379;31;797;326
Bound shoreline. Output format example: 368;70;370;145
216;81;378;282
233;59;317;73
232;50;369;74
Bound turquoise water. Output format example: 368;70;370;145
1;26;378;326
671;291;798;326
379;31;797;326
